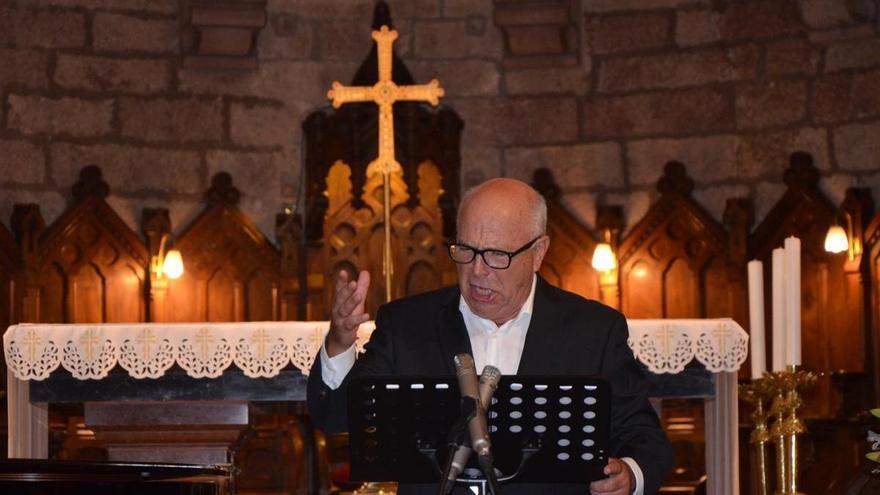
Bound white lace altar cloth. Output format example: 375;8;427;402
3;318;747;381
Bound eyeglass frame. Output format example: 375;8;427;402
446;235;543;270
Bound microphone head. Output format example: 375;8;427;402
454;353;476;376
479;365;501;387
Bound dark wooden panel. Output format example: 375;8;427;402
12;166;147;325
162;173;281;324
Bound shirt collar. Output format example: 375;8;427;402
459;275;537;334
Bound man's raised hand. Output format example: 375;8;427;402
326;270;371;357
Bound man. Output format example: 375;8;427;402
308;178;672;494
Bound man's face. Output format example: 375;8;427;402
456;197;548;326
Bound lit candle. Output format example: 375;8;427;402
784;236;801;367
771;248;787;372
747;260;766;379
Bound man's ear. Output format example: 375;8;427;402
532;235;550;271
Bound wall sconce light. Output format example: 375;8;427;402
824;224;848;254
152;235;184;280
591;231;617;272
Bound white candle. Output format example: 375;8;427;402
747;260;766;380
784;236;801;366
771;248;787;372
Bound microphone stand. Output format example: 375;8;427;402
438;396;478;495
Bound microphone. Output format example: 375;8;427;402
454;354;491;456
443;365;502;492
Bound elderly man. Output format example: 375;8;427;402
308;178;672;494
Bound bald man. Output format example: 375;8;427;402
308;178;672;495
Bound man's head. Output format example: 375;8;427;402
453;178;549;325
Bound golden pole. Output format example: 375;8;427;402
740;380;771;495
382;172;393;302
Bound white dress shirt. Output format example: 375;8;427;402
320;275;644;494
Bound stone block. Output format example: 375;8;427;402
585;0;709;12
692;184;750;222
315;18;378;61
119;97;223;143
444;0;493;17
505;142;624;189
799;0;862;29
504;67;589;95
559;192;597;229
0;189;65;230
493;2;570;26
675;9;721;46
586;11;671;55
413;19;502;59
55;55;170;94
735;80;807;129
753;180;788;224
505;25;569;56
384;0;442;18
230;101;301;147
0;140;45;184
454;96;578;146
408;60;499;96
50;143;203;194
35;0;176;14
819;173;857;206
8;95;114;138
824;38;880;72
627;135;739;186
93;13;177;53
0;7;85;48
813;70;880;124
460;146;502;189
597;45;759;93
583;87;734;139
0;49;48;90
269;0;371;18
207;149;288;237
833;121;880;171
718;0;807;41
809;25;874;44
765;39;820;76
736;127;830;179
178;60;357;105
259;11;312;60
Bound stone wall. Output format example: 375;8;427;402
1;0;878;239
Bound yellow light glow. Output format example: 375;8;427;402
591;242;617;271
824;225;848;254
162;249;184;279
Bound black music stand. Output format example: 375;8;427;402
347;376;610;493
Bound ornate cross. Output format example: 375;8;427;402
80;328;100;362
327;25;444;302
195;328;214;361
23;328;41;362
657;324;675;355
713;323;731;356
251;328;271;360
137;328;157;361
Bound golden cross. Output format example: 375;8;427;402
80;328;100;362
713;323;731;356
327;25;444;302
137;328;157;361
657;324;675;355
195;328;214;361
23;328;41;362
252;328;271;360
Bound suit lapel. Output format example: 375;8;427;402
517;277;567;375
436;288;473;375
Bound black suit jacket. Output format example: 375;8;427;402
308;277;672;494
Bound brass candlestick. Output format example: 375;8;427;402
763;365;818;495
740;380;772;495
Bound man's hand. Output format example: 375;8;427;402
326;270;371;357
590;458;634;495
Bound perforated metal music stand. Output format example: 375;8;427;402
347;376;611;491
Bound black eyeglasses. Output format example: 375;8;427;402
446;236;542;270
